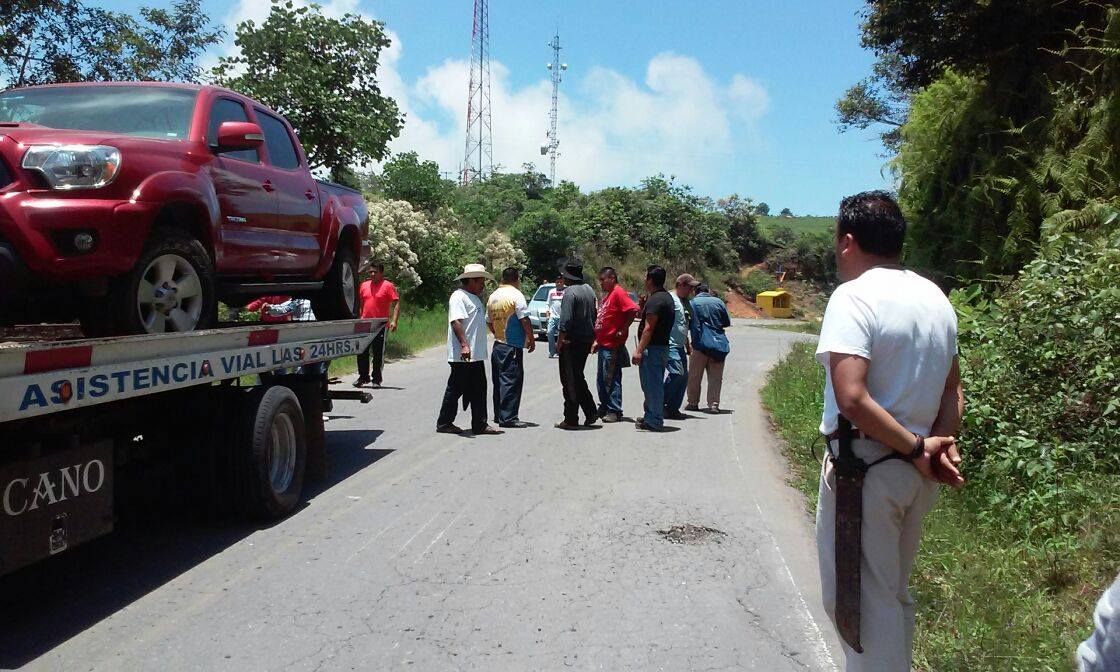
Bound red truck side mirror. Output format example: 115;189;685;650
215;121;264;153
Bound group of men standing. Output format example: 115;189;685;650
434;259;731;436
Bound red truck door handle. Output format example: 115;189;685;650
262;180;275;193
304;189;315;200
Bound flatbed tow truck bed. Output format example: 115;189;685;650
0;319;384;576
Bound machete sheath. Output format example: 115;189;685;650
833;414;865;653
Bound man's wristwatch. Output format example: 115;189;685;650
904;434;925;461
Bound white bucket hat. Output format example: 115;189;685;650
455;263;494;281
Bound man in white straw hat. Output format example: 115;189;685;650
437;264;503;436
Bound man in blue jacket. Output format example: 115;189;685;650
685;283;731;414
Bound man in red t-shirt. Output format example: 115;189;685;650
591;266;639;422
355;263;401;388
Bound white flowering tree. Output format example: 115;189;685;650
479;229;527;276
365;199;469;304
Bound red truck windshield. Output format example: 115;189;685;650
0;85;199;140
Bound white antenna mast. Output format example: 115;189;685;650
542;30;566;186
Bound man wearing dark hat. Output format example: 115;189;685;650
555;259;599;429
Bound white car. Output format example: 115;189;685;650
527;283;555;339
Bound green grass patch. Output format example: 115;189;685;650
758;215;835;236
327;306;448;378
760;342;1105;672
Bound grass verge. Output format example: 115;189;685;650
753;321;822;335
327;306;448;378
760;342;1101;672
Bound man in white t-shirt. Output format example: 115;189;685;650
815;191;965;671
437;264;502;436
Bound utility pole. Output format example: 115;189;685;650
542;31;566;186
461;0;493;186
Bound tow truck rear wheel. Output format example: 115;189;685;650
238;385;307;519
312;248;359;321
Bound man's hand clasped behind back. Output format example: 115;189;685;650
915;436;965;487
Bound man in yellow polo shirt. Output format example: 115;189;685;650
486;267;536;428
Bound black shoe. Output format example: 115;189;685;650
499;421;530;429
583;413;599;427
664;410;688;420
555;420;581;430
600;412;621;423
635;419;664;432
436;423;464;434
684;404;700;412
353;378;370;388
473;426;504;436
371;382;382;389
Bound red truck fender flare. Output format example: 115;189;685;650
315;196;367;278
131;171;221;259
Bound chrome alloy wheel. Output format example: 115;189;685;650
341;258;356;314
137;253;204;333
267;410;298;495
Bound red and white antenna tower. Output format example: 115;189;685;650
461;0;493;185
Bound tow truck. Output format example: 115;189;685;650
0;317;383;576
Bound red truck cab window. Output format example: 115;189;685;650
207;98;260;164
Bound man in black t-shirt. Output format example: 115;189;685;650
632;265;675;431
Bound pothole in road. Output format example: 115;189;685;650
656;524;727;545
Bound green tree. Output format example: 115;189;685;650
779;207;793;217
1;0;222;87
719;195;768;262
754;202;771;216
212;0;403;185
509;208;584;281
375;152;454;213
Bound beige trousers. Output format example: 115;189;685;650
686;350;725;407
816;439;939;671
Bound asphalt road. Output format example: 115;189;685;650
1;322;840;671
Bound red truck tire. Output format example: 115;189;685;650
100;228;218;336
311;247;359;321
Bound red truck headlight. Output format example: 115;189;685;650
21;145;121;190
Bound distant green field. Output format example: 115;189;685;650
758;215;834;236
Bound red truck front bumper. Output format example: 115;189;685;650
0;190;161;286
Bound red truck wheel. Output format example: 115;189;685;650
312;248;359;320
109;229;218;335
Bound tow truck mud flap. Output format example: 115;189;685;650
0;440;113;576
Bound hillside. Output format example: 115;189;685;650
757;215;833;236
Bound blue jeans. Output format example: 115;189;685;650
663;346;688;413
639;345;669;429
547;316;560;357
596;347;624;416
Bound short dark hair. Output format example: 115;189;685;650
696;282;710;294
598;266;617;279
501;267;520;284
646;265;666;288
837;191;906;256
369;262;385;273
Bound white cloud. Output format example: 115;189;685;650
395;51;768;189
208;1;769;190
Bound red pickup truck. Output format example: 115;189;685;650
0;82;369;335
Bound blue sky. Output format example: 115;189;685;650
96;0;893;214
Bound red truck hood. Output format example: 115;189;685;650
0;124;147;148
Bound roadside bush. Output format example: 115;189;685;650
953;204;1120;547
737;269;776;301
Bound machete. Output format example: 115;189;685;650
834;414;865;653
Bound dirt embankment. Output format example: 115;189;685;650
724;289;765;319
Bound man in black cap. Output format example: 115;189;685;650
555;258;599;429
